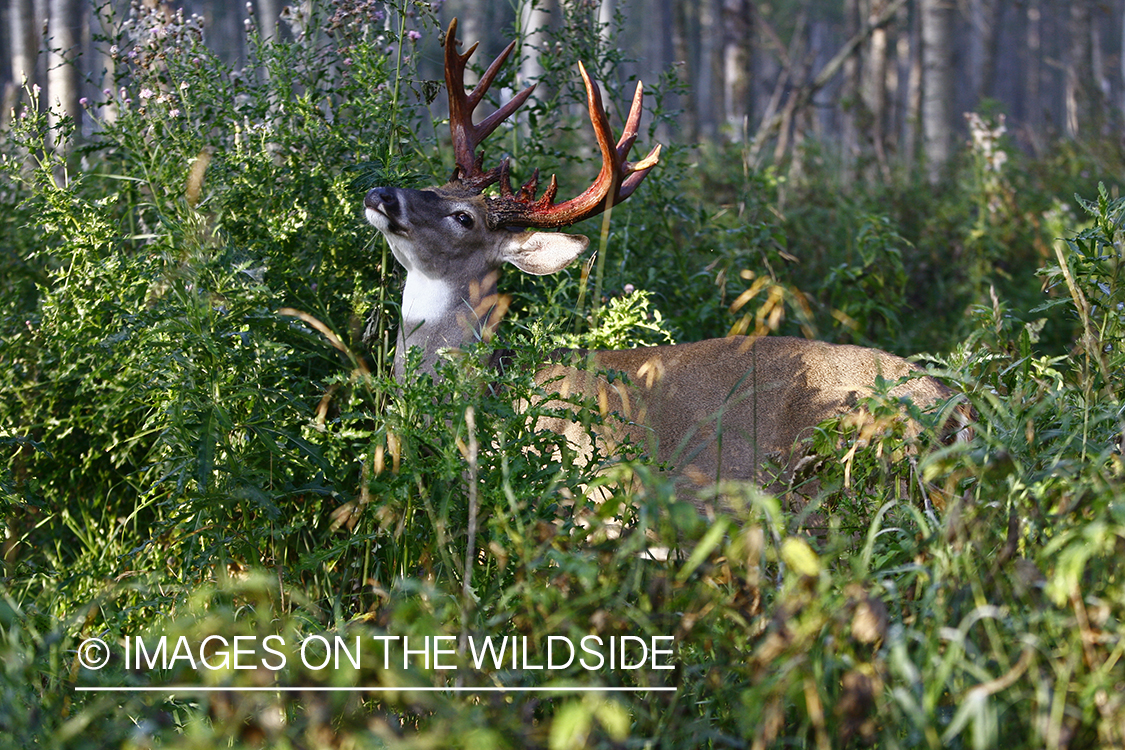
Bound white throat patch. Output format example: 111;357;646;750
401;270;454;325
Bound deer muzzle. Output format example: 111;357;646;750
365;187;403;234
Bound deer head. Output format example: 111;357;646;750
365;18;661;379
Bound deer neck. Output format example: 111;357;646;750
396;263;499;381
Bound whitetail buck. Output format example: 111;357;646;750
364;19;962;485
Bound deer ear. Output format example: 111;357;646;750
500;231;590;276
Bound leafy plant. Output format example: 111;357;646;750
3;1;1125;748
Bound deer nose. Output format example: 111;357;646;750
364;187;397;212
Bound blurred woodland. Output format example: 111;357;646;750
3;0;1122;182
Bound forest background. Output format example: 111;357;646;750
3;0;1125;748
4;0;1123;180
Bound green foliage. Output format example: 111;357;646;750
555;288;677;350
821;214;910;344
3;1;1125;748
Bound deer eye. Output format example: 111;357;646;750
453;212;475;229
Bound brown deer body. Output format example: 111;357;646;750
365;19;958;484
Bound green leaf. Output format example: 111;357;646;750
196;407;217;493
676;516;730;583
780;537;820;579
549;701;592;750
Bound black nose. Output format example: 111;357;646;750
364;187;397;211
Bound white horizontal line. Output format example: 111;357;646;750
76;685;677;693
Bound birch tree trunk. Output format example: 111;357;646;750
3;0;38;128
519;0;553;87
47;0;81;152
671;0;697;142
921;0;954;182
840;0;861;179
9;0;38;86
1065;0;1095;138
898;0;922;163
644;0;673;143
1091;7;1106;134
456;0;488;75
1023;0;1042;146
1121;0;1125;120
598;0;614;44
697;0;720;139
967;0;1001;102
721;0;752;140
861;0;892;180
257;0;281;41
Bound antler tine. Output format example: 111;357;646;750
486;62;661;229
580;63;661;206
617;79;662;199
444;18;536;190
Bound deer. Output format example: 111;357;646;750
363;19;964;490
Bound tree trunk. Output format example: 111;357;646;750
10;0;38;86
967;0;1001;102
456;0;488;84
598;0;614;44
1091;5;1106;135
519;0;552;87
921;0;954;182
257;0;281;41
47;0;81;152
721;0;752;140
902;0;922;164
1121;0;1125;121
1065;0;1095;138
840;0;861;180
1022;0;1042;146
643;0;673;143
516;0;552;147
861;0;892;180
3;0;39;128
696;0;720;139
671;0;697;142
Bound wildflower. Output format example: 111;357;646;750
965;111;1010;216
169;109;181;118
139;88;155;100
407;30;421;42
79;97;89;107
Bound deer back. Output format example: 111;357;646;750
531;336;955;482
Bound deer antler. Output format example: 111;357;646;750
487;63;661;228
445;18;536;191
441;18;660;227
